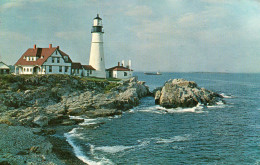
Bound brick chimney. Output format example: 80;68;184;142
57;46;59;50
49;44;52;48
118;62;120;66
33;44;36;49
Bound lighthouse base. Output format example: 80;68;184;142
92;70;106;78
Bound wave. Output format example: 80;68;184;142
207;101;226;109
155;135;191;144
94;145;134;154
130;104;166;114
64;128;114;165
92;139;151;155
157;103;205;114
80;118;100;126
69;116;99;126
220;93;234;98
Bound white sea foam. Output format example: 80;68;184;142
69;115;85;120
94;145;134;154
69;116;100;126
136;105;166;114
108;115;121;119
92;139;151;155
156;135;190;144
157;103;205;114
65;128;113;165
220;93;234;98
79;118;99;126
207;101;226;109
139;108;166;114
138;139;151;147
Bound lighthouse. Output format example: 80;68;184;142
89;14;106;78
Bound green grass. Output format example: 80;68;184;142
104;82;120;93
81;77;121;83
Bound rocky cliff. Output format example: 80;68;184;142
154;79;224;108
0;74;150;164
0;75;150;127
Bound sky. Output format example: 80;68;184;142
0;0;260;73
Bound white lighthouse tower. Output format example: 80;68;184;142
89;14;106;78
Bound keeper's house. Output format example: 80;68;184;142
14;44;95;76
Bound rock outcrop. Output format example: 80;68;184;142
0;124;64;165
154;79;224;108
0;75;150;126
0;75;150;164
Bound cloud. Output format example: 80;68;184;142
0;1;22;11
0;31;30;41
0;0;45;12
125;5;153;17
201;0;231;3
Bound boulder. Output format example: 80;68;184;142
67;107;83;116
155;79;224;108
33;115;49;127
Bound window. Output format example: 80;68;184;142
49;66;52;72
57;58;60;63
65;66;68;72
30;68;32;72
124;72;127;76
56;51;57;55
23;68;25;72
64;56;68;62
23;56;26;59
41;56;44;59
27;68;29;72
90;70;92;74
77;69;79;74
59;66;62;72
52;57;55;63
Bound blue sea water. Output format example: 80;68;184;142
65;72;260;165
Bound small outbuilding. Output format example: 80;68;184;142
0;61;10;74
106;62;133;79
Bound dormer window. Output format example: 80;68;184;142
52;57;55;63
57;57;60;63
41;56;44;59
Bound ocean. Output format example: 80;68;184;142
64;72;260;165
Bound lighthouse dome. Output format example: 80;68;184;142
92;14;103;33
94;14;102;20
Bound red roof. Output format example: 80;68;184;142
106;66;133;71
71;62;82;69
15;46;72;66
59;50;72;63
82;65;96;70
